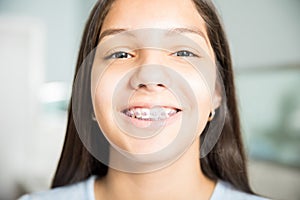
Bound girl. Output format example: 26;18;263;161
20;0;269;199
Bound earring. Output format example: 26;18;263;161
92;113;97;121
208;110;215;121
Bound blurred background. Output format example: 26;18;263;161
0;0;299;199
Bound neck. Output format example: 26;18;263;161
95;140;216;200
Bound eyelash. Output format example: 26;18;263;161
171;50;198;57
105;51;133;59
105;50;198;60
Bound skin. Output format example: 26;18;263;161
92;0;221;199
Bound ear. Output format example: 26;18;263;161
211;81;222;110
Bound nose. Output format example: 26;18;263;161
130;51;171;92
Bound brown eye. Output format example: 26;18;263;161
173;50;197;57
106;51;133;59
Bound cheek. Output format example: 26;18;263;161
93;75;129;149
186;72;212;135
93;65;125;111
196;95;211;136
93;70;118;131
94;85;112;134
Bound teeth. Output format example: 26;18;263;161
141;108;150;119
124;107;179;120
134;109;141;118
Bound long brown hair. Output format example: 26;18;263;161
52;0;254;194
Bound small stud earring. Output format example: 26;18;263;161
208;110;215;121
92;113;97;121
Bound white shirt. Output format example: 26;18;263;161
19;176;270;200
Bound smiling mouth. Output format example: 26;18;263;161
121;107;182;121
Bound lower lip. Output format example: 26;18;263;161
120;111;182;128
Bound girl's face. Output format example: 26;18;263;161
91;0;219;156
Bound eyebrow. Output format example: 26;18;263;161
99;28;129;41
168;27;208;44
99;27;209;44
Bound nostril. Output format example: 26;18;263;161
139;83;165;88
135;83;166;92
138;84;146;88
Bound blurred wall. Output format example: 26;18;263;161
214;0;300;68
0;0;96;82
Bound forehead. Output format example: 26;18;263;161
100;0;215;59
101;0;206;32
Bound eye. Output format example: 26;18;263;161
106;51;133;59
172;50;198;57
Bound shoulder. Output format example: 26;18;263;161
210;180;271;200
18;176;96;200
